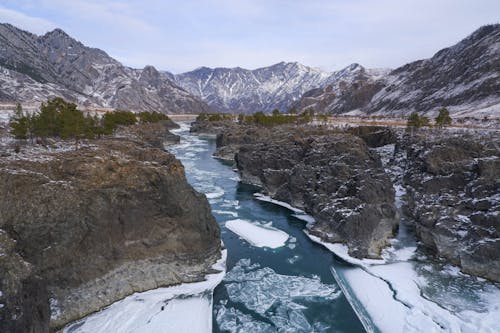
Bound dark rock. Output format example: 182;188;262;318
401;132;500;282
226;125;398;258
0;123;221;330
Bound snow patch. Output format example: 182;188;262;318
63;250;227;333
225;219;289;249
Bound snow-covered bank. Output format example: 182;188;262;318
253;181;500;333
309;230;500;333
62;250;227;333
254;193;304;213
225;219;289;249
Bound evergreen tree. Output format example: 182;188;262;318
10;103;29;139
435;107;452;128
407;112;431;131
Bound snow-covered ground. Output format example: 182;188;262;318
225;219;289;249
62;250;227;333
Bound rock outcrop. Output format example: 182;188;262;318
401;132;500;282
208;122;398;259
0;123;221;331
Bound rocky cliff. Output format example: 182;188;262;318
192;119;499;282
401;132;499;282
0;23;211;114
0;123;221;331
201;121;398;259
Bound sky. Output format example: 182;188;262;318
0;0;498;73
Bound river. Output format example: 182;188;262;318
65;122;499;333
169;123;500;333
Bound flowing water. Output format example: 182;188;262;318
169;123;500;333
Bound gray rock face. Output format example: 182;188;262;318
0;23;211;114
0;123;221;331
401;132;500;282
209;122;398;258
291;65;388;115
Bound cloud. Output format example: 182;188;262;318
0;5;56;34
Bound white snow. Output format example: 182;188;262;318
312;231;500;333
63;250;227;333
225;219;289;249
291;213;316;224
306;232;386;266
253;193;304;213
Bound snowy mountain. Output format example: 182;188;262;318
169;62;330;113
295;24;500;117
0;23;210;114
170;62;391;114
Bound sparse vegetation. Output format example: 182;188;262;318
196;113;233;122
9;98;172;146
406;112;430;130
435;107;452;128
137;111;171;123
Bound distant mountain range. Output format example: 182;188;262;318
0;22;498;116
0;23;210;114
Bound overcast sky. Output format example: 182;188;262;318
0;0;498;73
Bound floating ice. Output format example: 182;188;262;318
216;307;275;333
314;230;500;333
63;250;227;333
205;186;225;199
225;219;289;249
216;259;340;332
212;210;238;218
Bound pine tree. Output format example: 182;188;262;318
435;107;452;128
10;103;29;139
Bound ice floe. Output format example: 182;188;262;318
63;250;227;333
225;219;289;249
216;259;340;332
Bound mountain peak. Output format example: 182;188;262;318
43;28;71;39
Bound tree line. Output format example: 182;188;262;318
406;107;452;129
197;108;321;127
10;98;171;145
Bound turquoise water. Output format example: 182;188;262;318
168;124;365;333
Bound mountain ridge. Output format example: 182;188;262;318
0;23;211;114
0;22;498;116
